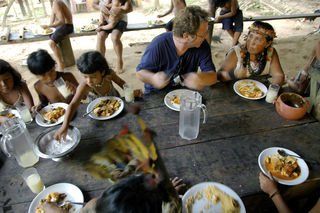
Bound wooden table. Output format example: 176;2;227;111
1;82;320;212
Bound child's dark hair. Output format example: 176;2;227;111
76;51;111;76
0;59;22;87
95;174;168;213
27;49;56;75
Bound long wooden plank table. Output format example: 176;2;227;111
0;82;320;212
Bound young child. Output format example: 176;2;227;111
0;59;34;122
54;51;142;141
27;49;78;109
96;0;130;32
214;0;243;46
157;0;186;31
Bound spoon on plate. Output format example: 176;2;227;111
50;200;85;207
82;108;95;117
277;149;302;159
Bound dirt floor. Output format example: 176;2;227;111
0;1;319;105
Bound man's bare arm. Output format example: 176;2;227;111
136;70;170;89
183;71;217;90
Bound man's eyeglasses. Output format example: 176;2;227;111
195;31;208;39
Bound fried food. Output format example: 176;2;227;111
265;154;300;180
93;99;120;117
82;24;96;31
238;81;264;98
186;185;240;213
42;107;65;123
36;192;72;213
42;28;53;34
170;95;180;106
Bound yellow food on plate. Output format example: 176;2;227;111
43;28;53;34
36;192;72;213
82;24;96;31
186;185;240;213
238;82;264;98
42;107;65;123
265;153;300;180
93;99;121;117
170;95;180;106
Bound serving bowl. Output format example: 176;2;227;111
35;126;81;161
275;92;309;120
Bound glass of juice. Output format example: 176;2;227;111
22;167;45;194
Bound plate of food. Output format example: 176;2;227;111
38;27;55;36
182;182;246;213
81;24;98;32
35;103;68;127
28;183;84;213
233;79;267;100
258;147;309;185
86;96;124;120
0;109;21;120
164;89;195;111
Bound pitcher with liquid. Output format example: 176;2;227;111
0;118;39;167
179;92;206;140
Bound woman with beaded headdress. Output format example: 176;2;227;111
218;21;285;86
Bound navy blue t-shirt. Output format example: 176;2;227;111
136;32;215;94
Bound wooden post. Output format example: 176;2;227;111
58;35;75;67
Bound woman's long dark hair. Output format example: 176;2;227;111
0;59;23;87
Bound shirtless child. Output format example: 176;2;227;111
157;0;186;31
41;0;73;71
96;0;130;32
27;49;78;109
214;0;243;46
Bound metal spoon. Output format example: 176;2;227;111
82;108;95;117
277;149;302;159
52;200;85;207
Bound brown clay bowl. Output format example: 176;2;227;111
275;92;309;120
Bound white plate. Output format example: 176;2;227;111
86;96;124;120
164;89;195;111
35;103;68;127
233;79;268;100
28;183;84;213
37;27;55;36
258;147;309;185
182;182;246;213
81;24;98;32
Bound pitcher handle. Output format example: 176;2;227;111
200;104;207;124
0;135;12;157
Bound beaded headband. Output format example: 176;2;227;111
248;25;277;39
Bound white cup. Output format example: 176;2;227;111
54;77;72;99
265;84;280;104
22;167;45;194
16;102;33;123
123;83;134;103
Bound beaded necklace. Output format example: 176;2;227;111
244;49;267;76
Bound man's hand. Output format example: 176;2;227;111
182;72;205;90
152;72;170;89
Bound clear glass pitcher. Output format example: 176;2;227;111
179;92;206;140
0;118;39;167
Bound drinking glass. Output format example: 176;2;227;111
123;83;134;103
22;167;45;194
54;77;72;99
15;102;33;123
265;84;280;104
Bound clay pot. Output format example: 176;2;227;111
275;92;309;120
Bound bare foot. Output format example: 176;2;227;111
116;68;125;74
